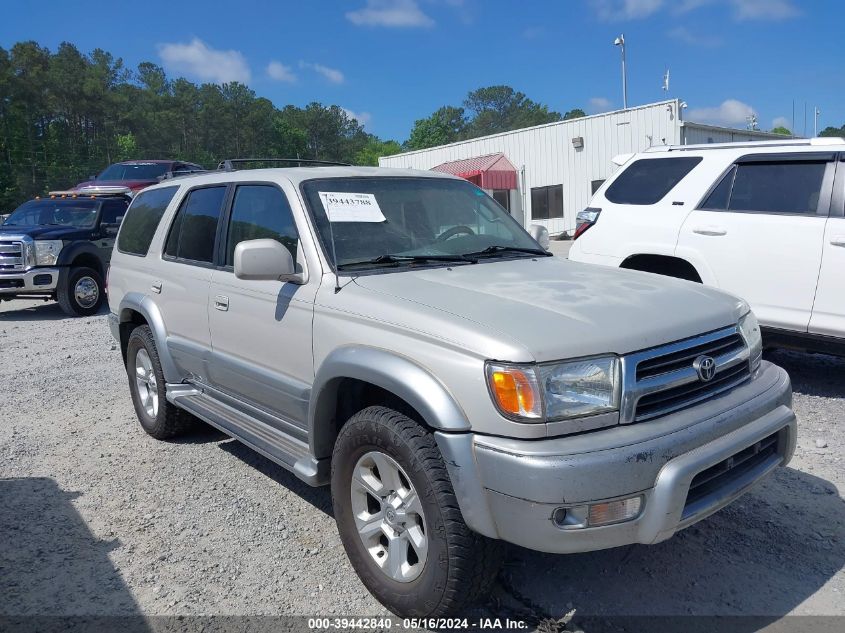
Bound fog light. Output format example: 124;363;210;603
587;496;642;527
551;507;568;528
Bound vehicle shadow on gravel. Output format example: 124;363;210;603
0;477;151;632
217;439;334;516
765;349;845;399
494;467;843;630
0;301;109;321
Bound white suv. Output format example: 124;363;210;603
569;138;845;355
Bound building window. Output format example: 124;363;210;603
590;180;605;195
530;185;563;220
492;189;510;211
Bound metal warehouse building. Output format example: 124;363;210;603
379;99;782;236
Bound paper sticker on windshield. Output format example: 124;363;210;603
320;192;386;223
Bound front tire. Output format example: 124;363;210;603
57;266;104;316
332;406;502;617
126;325;195;440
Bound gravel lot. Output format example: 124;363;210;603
1;296;843;628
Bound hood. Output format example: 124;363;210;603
352;256;746;362
75;179;153;191
0;224;92;240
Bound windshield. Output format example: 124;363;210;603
301;177;542;270
97;162;170;181
4;200;99;228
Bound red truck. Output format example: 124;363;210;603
75;160;205;195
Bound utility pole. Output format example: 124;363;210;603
814;107;821;136
614;34;628;110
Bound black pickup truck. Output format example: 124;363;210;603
0;191;131;316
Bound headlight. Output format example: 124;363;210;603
539;356;621;420
739;311;763;372
486;355;621;422
34;240;64;266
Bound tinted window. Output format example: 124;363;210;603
700;166;736;210
226;185;299;266
99;162;170;181
531;185;563;220
5;199;99;228
164;186;225;263
117;186;178;255
101;200;129;224
728;161;827;214
605;157;702;205
590;179;606;195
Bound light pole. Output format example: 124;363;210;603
814;107;821;136
614;34;628;110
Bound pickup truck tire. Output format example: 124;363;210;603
126;325;195;440
57;266;104;317
332;406;502;618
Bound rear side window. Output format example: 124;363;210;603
728;161;827;214
117;186;178;255
605;157;702;205
164;186;226;263
225;185;299;266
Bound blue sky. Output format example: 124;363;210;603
2;0;843;140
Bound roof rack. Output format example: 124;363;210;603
216;158;351;171
644;137;845;153
161;169;211;181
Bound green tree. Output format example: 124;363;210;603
406;106;466;150
819;124;845;138
771;126;792;135
463;85;561;137
354;137;402;166
564;108;586;120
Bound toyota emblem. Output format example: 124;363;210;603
693;355;716;382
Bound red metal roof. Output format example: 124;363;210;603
431;153;518;190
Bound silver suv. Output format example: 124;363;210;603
108;164;797;617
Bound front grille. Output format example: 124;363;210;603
635;362;751;421
623;327;752;423
636;333;745;381
683;431;780;519
0;240;24;271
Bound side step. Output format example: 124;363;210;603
168;387;330;486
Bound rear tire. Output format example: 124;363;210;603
57;266;104;316
331;405;502;618
126;325;195;440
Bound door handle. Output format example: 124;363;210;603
692;226;727;237
830;235;845;247
151;281;162;294
214;295;229;311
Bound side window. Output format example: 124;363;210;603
225;185;299;266
117;186;179;256
531;185;563;220
700;166;736;210
605;157;702;205
164;186;226;263
727;161;827;214
100;200;128;225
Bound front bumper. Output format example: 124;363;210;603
436;361;795;553
0;268;60;295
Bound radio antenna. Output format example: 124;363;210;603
324;196;342;293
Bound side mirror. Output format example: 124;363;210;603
234;239;302;283
528;224;550;250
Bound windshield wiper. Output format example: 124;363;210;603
337;253;478;270
462;245;552;258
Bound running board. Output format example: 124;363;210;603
167;386;329;486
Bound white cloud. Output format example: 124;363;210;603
590;0;664;21
772;116;791;130
346;0;434;27
595;0;799;21
299;61;345;84
730;0;799;20
667;26;722;47
266;61;296;82
688;99;756;126
589;97;613;113
342;108;372;127
158;38;250;84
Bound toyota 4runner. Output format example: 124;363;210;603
107;163;797;617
